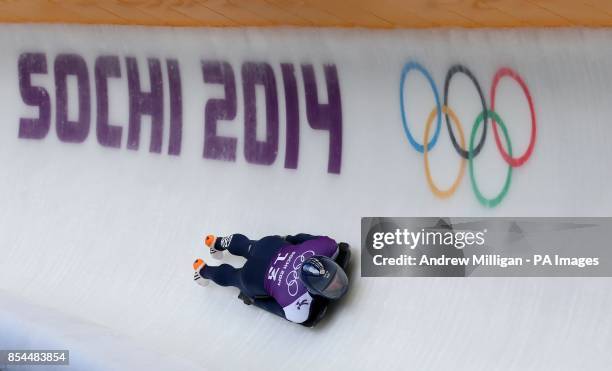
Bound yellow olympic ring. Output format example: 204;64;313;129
423;105;466;199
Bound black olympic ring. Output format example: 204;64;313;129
443;64;488;159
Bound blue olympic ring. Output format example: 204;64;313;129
399;61;442;153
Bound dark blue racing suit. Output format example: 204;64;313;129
199;233;339;323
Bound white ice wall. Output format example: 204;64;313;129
0;25;611;370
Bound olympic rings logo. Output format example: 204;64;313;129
399;62;537;208
285;250;316;297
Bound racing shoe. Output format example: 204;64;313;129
204;234;223;260
193;258;209;287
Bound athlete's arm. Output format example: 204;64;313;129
281;292;313;323
285;234;319;245
251;297;285;318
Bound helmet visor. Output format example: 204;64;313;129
301;256;349;300
319;269;349;299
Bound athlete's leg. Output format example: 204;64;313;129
214;234;255;258
199;264;247;291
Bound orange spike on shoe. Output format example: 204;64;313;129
193;258;205;271
205;234;216;247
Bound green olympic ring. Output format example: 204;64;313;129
469;110;513;208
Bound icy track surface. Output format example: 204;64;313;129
1;25;611;370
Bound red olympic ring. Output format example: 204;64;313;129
490;67;537;167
